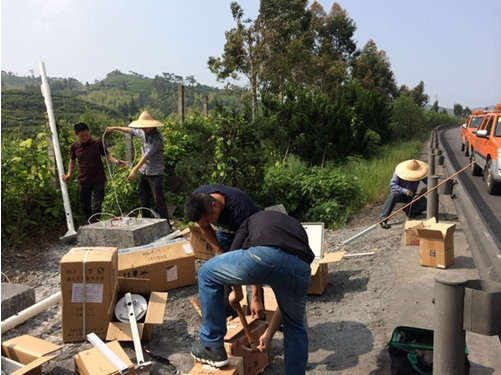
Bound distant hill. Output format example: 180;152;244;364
1;70;240;135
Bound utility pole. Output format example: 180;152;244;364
178;84;184;124
203;95;208;117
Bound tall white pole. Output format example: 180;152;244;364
39;62;77;242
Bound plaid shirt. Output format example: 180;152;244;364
130;128;164;175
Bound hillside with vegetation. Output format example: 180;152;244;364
1;0;465;246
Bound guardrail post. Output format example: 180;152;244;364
428;151;436;177
434;273;467;375
427;175;439;221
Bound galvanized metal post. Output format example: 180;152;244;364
427;175;439;221
434;273;467;375
428;151;436;177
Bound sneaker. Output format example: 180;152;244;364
380;221;391;230
191;341;229;368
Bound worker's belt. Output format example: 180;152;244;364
217;228;237;234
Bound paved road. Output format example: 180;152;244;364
439;125;501;282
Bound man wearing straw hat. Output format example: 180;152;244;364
106;111;170;228
379;159;428;229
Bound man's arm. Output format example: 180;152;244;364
127;155;147;181
105;154;127;167
106;126;132;134
250;285;265;319
61;159;76;182
259;308;282;351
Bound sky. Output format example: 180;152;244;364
2;0;500;110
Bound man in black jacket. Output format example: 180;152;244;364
190;210;314;375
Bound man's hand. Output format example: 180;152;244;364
250;298;265;320
228;288;243;309
419;187;427;195
105;127;115;133
116;160;128;168
127;170;137;181
406;190;415;198
258;330;272;352
61;174;71;182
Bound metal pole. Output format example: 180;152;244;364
428;151;436;177
39;62;77;242
434;273;467;375
427;175;439;221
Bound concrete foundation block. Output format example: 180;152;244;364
77;218;170;249
1;283;36;320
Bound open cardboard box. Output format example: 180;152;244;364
118;239;195;292
224;316;269;375
106;277;168;341
74;340;136;375
302;223;345;294
188;224;216;260
417;222;456;269
403;217;437;246
1;335;61;375
188;357;244;375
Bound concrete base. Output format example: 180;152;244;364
77;218;170;249
1;283;36;320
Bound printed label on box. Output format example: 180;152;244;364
71;283;104;303
166;265;178;282
183;243;194;254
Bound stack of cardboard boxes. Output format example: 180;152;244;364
57;240;196;374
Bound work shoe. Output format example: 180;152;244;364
191;341;229;368
380;221;391;230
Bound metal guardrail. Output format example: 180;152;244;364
435;124;501;283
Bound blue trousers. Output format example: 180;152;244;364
198;245;311;375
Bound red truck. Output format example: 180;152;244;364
470;103;501;195
461;110;488;156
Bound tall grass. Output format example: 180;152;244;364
339;140;425;212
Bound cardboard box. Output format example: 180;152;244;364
188;357;244;375
118;240;195;292
403;217;437;246
74;340;136;375
417;222;456;269
302;223;345;295
60;247;118;342
106;277;168;341
1;335;61;375
189;224;215;260
224;317;269;375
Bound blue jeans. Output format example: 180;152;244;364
198;245;311;375
216;230;266;317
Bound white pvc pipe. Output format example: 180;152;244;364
1;291;61;334
39;62;77;240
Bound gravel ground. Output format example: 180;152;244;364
1;205;405;375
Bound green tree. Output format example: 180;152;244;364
430;100;439;112
351;39;398;101
207;1;263;121
453;103;463;117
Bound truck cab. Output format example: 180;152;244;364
470;103;501;195
461;110;488;156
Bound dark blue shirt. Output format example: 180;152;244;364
193;185;259;232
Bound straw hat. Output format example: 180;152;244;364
395;159;429;181
128;111;163;128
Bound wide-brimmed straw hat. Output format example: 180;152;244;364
395;159;429;181
128;111;163;128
